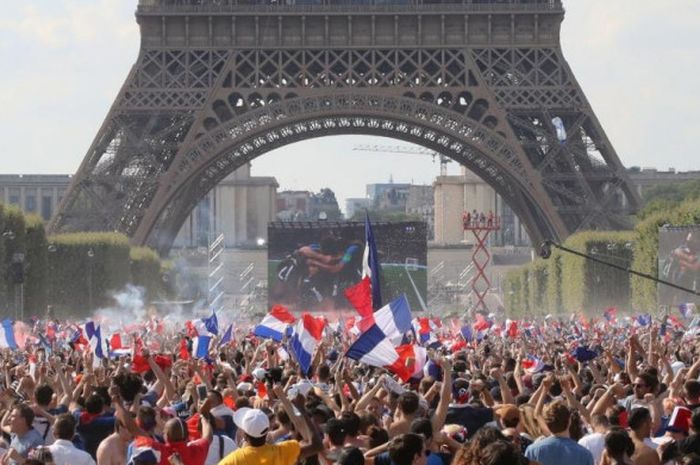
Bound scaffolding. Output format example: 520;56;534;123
463;217;501;312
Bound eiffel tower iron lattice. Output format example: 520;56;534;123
50;0;641;254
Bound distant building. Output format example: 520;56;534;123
345;198;370;219
406;185;434;240
433;167;529;246
276;190;313;221
366;182;411;209
0;175;71;222
173;163;278;248
627;167;700;197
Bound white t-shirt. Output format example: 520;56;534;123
578;432;605;465
204;434;237;465
49;439;97;465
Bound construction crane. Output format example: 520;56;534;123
353;145;452;176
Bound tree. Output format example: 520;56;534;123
310;187;342;220
638;179;700;220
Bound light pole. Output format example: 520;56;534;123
87;248;95;310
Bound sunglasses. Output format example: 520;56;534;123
633;383;648;388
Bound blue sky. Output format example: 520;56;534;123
0;0;698;209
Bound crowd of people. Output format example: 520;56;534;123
2;310;700;465
462;211;499;229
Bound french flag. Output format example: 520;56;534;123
460;325;473;342
108;333;131;358
521;355;545;373
201;309;219;335
412;317;438;347
0;320;17;350
635;314;652;327
219;324;233;347
473;313;491;331
84;321;104;359
505;319;518;338
363;212;382;310
373;295;413;346
193;335;211;359
680;303;696;319
290;313;326;375
346;324;425;381
254;305;296;341
604;307;617;323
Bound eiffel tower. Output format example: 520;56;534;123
50;0;640;253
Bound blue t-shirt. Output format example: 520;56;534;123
9;428;44;465
525;436;594;465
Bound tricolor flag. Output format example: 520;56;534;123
680;303;696;319
345;324;425;382
460;325;473;342
373;295;413;346
505;319;518;339
84;321;104;359
108;333;131;358
521;355;545;373
219;324;233;347
254;305;296;341
412;317;438;347
636;314;652;327
193;335;211;359
603;307;617;323
201;309;219;335
363;212;382;310
473;313;491;331
290;313;326;375
344;277;374;326
0;320;17;350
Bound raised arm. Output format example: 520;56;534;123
290;394;323;460
490;367;515;405
432;359;453;432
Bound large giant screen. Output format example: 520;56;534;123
268;221;427;314
658;225;700;306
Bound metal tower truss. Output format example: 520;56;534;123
51;0;641;254
208;233;225;312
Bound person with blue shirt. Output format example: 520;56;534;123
0;403;44;465
525;400;594;465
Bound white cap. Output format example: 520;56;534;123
252;367;267;381
233;407;270;438
236;382;253;392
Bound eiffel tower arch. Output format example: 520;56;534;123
50;0;641;254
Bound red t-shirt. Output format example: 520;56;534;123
152;438;211;465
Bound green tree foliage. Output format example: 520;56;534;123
503;268;523;318
24;215;48;315
504;231;634;316
350;209;423;222
310;188;342;220
0;205;6;310
2;206;26;312
47;232;131;317
638;179;700;220
130;247;163;301
560;231;635;314
631;197;700;311
544;249;563;315
528;259;548;315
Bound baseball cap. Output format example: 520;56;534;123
233;407;270;438
252;367;267;381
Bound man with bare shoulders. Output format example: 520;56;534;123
628;408;660;465
96;419;134;465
